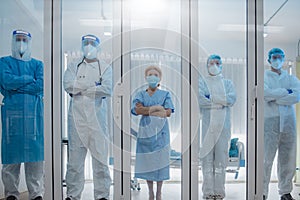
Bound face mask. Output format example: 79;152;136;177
16;41;28;55
271;59;283;70
146;75;160;88
208;64;221;76
83;44;98;59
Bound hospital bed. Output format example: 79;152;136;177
167;138;245;179
130;135;245;190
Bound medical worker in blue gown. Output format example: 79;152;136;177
198;55;236;200
0;30;44;200
131;66;174;200
263;48;300;200
63;34;112;200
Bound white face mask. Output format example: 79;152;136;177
16;41;28;55
271;59;283;70
83;44;98;59
208;64;222;76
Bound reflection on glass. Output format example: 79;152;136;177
198;1;247;199
131;66;175;200
129;0;182;199
264;1;300;199
263;48;299;200
0;30;45;200
198;54;237;199
61;1;114;199
130;51;181;200
63;34;112;200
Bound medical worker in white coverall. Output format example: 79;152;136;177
263;48;300;200
63;34;112;200
198;54;236;200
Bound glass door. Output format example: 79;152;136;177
0;1;48;199
194;1;247;199
263;0;300;199
189;0;265;199
123;0;184;199
60;0;115;199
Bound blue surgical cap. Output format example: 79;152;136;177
268;48;285;61
81;34;100;45
207;54;222;65
13;30;31;38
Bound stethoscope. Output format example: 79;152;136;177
76;57;102;86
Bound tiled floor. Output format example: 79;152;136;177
64;181;300;200
8;181;300;200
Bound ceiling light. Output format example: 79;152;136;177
104;32;112;36
79;19;112;27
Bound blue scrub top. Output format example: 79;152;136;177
0;56;44;164
131;89;174;181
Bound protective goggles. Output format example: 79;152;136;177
207;59;222;66
270;54;284;61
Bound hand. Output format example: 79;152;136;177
136;102;143;107
95;81;101;86
150;110;167;118
150;105;165;112
287;89;293;94
205;94;210;99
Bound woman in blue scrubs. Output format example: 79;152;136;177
131;66;174;200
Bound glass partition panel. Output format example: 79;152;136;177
263;0;300;199
61;0;114;199
128;0;182;199
197;1;247;199
0;1;45;199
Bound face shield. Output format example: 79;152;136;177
81;35;100;60
11;30;32;61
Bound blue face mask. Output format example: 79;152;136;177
271;59;283;70
146;75;160;88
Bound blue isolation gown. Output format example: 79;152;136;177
131;89;174;181
0;56;44;164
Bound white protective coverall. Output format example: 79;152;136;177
199;74;236;199
263;69;300;198
63;58;112;200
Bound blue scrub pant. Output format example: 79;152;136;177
1;161;45;200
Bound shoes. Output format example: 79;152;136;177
65;198;71;200
214;194;224;200
7;196;17;200
203;194;224;200
263;195;266;200
32;196;43;200
203;194;215;200
98;198;108;200
281;193;295;200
